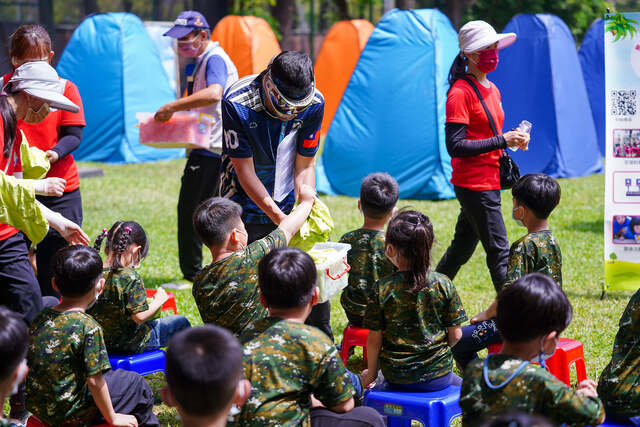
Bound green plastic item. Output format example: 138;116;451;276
289;197;334;252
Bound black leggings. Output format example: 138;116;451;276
436;186;509;293
93;369;159;426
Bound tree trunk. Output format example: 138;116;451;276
271;0;296;50
333;0;350;20
443;0;477;30
396;0;416;9
82;0;99;15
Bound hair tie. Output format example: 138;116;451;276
102;228;107;234
124;226;131;233
0;92;8;97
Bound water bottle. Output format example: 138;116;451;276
509;120;532;152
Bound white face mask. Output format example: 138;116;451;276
9;359;28;395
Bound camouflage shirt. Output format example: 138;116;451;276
26;308;111;426
87;267;151;353
460;354;604;427
363;270;467;384
232;317;354;426
597;288;640;417
192;229;286;336
506;230;562;288
339;229;394;321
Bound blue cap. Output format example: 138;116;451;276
163;11;210;38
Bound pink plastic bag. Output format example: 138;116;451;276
138;112;214;149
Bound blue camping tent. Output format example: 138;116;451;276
491;14;602;177
57;13;184;163
317;8;457;200
580;19;605;156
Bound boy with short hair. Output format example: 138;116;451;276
597;288;640;424
26;245;158;426
163;325;251;427
339;172;398;327
192;184;315;336
454;174;563;369
233;247;384;426
0;306;29;427
459;273;605;427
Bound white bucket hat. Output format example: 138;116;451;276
458;20;516;54
3;62;79;113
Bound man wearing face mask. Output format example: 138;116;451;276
155;11;238;283
219;51;330;338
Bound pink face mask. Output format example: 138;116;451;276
476;48;499;73
177;37;200;58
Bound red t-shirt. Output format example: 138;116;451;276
446;76;504;191
0;119;24;241
3;73;85;192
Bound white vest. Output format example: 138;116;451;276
193;41;238;154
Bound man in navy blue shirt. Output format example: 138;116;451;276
219;51;332;337
156;11;238;282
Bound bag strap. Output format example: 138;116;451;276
460;76;498;137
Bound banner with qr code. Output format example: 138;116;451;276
605;12;640;290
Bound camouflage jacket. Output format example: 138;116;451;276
363;270;467;384
26;308;111;426
192;229;286;336
339;229;394;321
460;355;604;427
232;317;354;426
597;288;640;417
87;267;151;353
506;230;562;288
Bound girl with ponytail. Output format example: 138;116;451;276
360;210;468;392
88;221;190;354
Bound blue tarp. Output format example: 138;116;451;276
579;19;605;156
317;8;457;200
491;14;602;177
57;13;184;163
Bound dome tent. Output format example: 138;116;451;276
56;13;183;163
490;14;602;177
314;19;374;137
317;9;457;200
579;18;605;156
212;15;281;78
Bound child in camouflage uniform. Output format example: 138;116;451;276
459;273;604;427
191;185;315;336
597;287;640;424
453;174;563;369
26;245;158;426
88;221;191;353
339;172;397;327
232;247;384;427
0;307;29;427
163;326;251;427
361;210;468;391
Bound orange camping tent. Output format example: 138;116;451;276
212;15;281;78
314;19;374;136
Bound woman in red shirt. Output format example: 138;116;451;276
6;25;86;298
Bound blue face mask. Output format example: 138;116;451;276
532;336;556;369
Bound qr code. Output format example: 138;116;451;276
611;90;637;116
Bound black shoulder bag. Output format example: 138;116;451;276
460;76;520;190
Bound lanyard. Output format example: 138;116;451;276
483;356;529;390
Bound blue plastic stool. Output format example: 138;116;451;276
363;383;462;427
108;349;165;376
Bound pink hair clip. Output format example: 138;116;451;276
102;228;108;234
124;227;132;233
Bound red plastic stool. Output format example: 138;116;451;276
487;338;587;386
146;288;177;314
27;415;112;427
340;325;369;365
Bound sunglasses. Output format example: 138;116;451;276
264;70;313;117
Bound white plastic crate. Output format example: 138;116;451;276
310;242;351;303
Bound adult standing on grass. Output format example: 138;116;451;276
155;11;238;282
218;51;330;337
436;21;529;293
4;25;86;298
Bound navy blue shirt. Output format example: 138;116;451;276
219;72;324;224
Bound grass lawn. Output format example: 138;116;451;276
75;158;632;425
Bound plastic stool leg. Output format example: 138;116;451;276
340;344;352;365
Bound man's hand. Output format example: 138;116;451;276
471;309;491;324
297;184;316;205
46;150;59;164
110;414;138;427
154;104;174;122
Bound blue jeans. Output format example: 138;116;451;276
389;371;462;392
144;315;191;351
346;369;363;397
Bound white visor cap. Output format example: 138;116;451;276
458;20;516;54
3;62;79;113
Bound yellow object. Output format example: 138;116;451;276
20;131;50;179
0;172;48;243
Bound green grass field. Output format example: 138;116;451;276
74;159;632;424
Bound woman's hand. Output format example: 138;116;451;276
503;131;529;150
34;177;66;197
46;150;59;164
